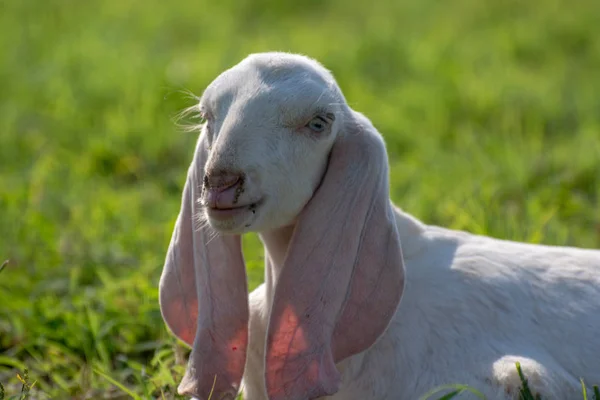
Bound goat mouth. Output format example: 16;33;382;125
206;202;261;221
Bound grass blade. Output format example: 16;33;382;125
582;379;588;400
516;362;541;400
0;260;8;274
419;384;486;400
207;375;217;400
93;369;141;400
437;390;462;400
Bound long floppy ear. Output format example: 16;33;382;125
159;134;249;400
265;111;405;400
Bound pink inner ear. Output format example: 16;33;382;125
163;297;198;346
178;232;249;399
159;136;250;400
332;197;404;360
159;164;202;348
265;119;405;400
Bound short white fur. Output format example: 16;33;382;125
160;52;600;400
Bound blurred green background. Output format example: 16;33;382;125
0;0;598;398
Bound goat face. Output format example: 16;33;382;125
196;53;347;234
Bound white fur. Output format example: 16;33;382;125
244;209;600;399
195;53;342;235
180;52;600;399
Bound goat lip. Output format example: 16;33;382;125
206;202;259;221
210;204;247;211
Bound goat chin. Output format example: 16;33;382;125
159;52;600;400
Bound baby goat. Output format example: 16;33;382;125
159;52;600;400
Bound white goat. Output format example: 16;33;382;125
159;52;600;400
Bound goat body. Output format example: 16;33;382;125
245;208;600;400
158;52;600;400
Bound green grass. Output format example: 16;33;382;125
0;0;599;398
418;363;600;400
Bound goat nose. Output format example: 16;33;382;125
203;171;244;209
203;171;242;190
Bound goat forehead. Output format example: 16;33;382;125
205;55;342;111
234;83;336;121
244;52;336;83
244;57;338;105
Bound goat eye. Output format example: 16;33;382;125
307;116;328;132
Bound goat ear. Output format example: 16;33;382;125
159;134;249;400
265;112;405;400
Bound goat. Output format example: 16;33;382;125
159;52;600;400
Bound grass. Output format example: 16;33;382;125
418;363;600;400
0;0;598;398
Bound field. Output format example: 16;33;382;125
0;0;599;398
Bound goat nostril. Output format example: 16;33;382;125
218;177;240;191
203;172;243;191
